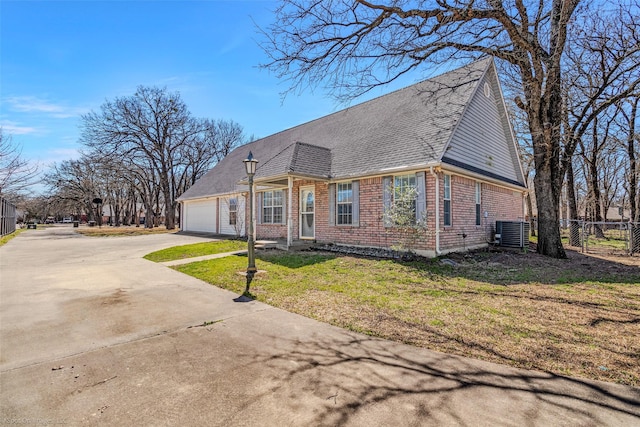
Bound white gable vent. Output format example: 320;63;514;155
484;82;491;97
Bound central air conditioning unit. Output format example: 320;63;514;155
495;221;530;248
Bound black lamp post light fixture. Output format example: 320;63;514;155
242;151;259;296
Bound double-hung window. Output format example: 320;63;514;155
229;198;237;225
443;175;452;226
262;190;283;224
475;182;481;226
394;174;417;222
330;181;359;226
336;182;353;225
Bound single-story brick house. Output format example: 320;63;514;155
178;57;527;256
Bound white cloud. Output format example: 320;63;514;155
0;121;38;135
4;96;89;119
38;147;82;169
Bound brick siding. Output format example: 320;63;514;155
251;170;525;255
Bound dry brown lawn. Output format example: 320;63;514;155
75;225;179;237
176;246;640;386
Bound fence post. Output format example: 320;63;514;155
632;223;640;255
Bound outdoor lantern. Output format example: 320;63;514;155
243;151;258;176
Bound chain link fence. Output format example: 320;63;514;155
632;223;640;255
562;219;636;256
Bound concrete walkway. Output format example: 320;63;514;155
1;227;638;426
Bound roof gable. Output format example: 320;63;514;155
254;142;332;180
290;143;332;178
441;62;526;186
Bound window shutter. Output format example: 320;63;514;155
352;180;360;226
281;189;287;224
328;184;336;226
256;192;262;224
416;171;426;222
382;176;392;227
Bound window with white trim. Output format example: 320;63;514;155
229;198;237;225
443;175;451;226
336;182;353;225
475;182;481;226
262;190;283;224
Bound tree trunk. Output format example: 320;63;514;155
628;100;638;223
588;152;605;238
533;168;566;258
526;192;536;237
163;191;176;229
519;14;568;259
526;69;567;259
530;121;567;258
159;169;176;230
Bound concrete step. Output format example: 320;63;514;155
255;240;278;250
275;241;315;251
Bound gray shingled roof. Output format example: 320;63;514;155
179;58;494;201
254;142;332;180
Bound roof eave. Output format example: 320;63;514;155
440;162;528;192
330;162;441;182
238;171;331;186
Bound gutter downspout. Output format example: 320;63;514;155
287;176;293;248
430;166;442;256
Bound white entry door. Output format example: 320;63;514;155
300;187;315;239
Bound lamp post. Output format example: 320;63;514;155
92;197;102;228
243;151;258;294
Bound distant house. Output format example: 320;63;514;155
178;58;527;256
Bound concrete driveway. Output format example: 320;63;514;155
1;227;638;426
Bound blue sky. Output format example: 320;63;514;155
2;0;418;177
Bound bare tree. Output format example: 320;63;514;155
598;144;625;222
174;118;244;212
577;114;616;235
562;5;640;230
260;0;640;258
80;87;245;230
80;86;203;229
19;195;49;223
0;128;39;199
45;158;103;222
619;98;639;222
206;119;245;162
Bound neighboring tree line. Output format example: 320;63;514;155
43;86;245;228
0;128;39;201
259;0;639;258
509;3;640;234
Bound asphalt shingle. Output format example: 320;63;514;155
179;58;491;201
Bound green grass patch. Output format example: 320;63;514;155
0;228;27;246
144;240;248;262
174;249;640;387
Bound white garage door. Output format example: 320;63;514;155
184;200;217;233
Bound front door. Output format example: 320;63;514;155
300;187;315;239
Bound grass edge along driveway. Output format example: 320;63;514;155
149;242;640;387
144;240;247;262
